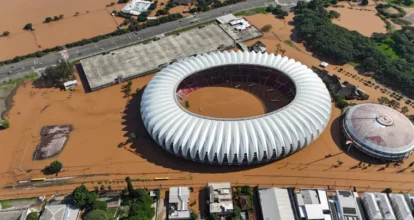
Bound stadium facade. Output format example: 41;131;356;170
141;51;332;165
342;103;414;161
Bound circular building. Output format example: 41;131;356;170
342;103;414;161
141;51;332;165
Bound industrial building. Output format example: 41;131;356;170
362;192;396;220
208;182;234;217
258;188;297;220
388;194;414;220
342;103;414;161
168;187;191;219
334;190;365;220
295;189;333;220
141;51;331;165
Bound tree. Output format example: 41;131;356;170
1;120;10;129
190;212;198;220
2;31;10;36
23;23;33;30
85;210;109;220
108;185;112;192
383;187;392;194
53;16;60;21
43;62;74;85
128;133;136;143
262;24;272;32
404;0;413;5
328;10;340;19
59;14;64;19
26;212;39;220
361;0;368;6
100;184;106;192
378;96;390;105
401;106;409;114
94;186;99;193
125;176;134;196
45;160;63;175
185;101;190;108
44;17;53;23
72;185;98;208
92;200;108;211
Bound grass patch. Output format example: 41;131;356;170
0;72;38;88
107;207;118;218
376;43;400;59
391;17;411;25
283;40;301;51
0;197;36;209
348;61;359;67
234;7;268;16
165;20;215;36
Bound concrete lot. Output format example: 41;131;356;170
80;24;235;91
219;23;263;42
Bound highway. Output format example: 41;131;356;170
0;0;277;82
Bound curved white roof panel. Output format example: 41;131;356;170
141;51;332;165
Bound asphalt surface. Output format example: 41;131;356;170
0;0;277;82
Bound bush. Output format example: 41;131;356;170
26;212;39;220
23;23;33;30
85;210;108;220
262;24;272;32
383;187;392;194
1;120;10;129
44;17;53;23
44;161;63;175
92;200;108;211
2;31;10;36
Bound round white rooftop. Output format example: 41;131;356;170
141;51;332;165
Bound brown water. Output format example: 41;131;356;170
0;12;413;199
181;87;265;118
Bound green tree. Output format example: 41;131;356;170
361;0;368;6
190;212;198;220
72;185;98;208
404;0;413;5
262;24;272;32
92;200;108;211
43;62;74;84
2;31;10;36
85;209;109;220
45;160;63;175
100;184;106;192
401;106;409;114
383;187;392;194
26;212;39;220
44;17;53;23
125;176;134;196
1;120;10;129
185;101;190;108
23;23;33;30
94;186;99;193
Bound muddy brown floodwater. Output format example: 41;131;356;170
0;12;414;199
181;87;265;118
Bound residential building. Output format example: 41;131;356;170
169;187;191;219
334;190;366;220
362;192;396;220
388;194;414;220
0;209;28;220
40;205;79;220
258;187;297;220
208;182;233;216
295;189;333;220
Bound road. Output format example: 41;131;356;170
0;0;278;82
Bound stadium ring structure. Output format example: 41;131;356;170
141;51;332;165
342;103;414;161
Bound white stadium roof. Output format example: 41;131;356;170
141;51;331;165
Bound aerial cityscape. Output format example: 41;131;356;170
0;0;414;219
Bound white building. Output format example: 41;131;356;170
229;18;251;31
40;205;80;220
295;189;332;220
362;192;396;220
169;187;191;219
334;190;365;220
208;182;233;216
121;0;152;16
388;194;414;220
403;194;414;214
258;188;296;220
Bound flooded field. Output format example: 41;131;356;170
0;12;413;198
330;2;386;37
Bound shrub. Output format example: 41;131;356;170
262;24;272;32
85;210;108;220
44;161;63;175
26;212;39;220
1;120;9;129
44;17;53;23
92;200;108;211
2;31;10;36
23;23;33;30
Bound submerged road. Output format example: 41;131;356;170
0;0;279;82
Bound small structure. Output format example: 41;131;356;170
0;209;28;220
258;188;297;220
208;182;233;217
168;187;191;219
121;0;152;16
334;190;366;220
40;205;80;220
388;194;414;220
63;80;78;90
229;18;251;31
362;192;396;220
216;14;237;24
251;41;266;53
33;125;73;160
295;189;332;220
320;62;329;68
173;0;192;5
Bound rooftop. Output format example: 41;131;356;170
389;194;414;220
208;182;233;214
296;189;331;220
169;187;190;219
335;191;364;220
40;205;66;220
258;188;296;220
121;0;152;16
363;192;396;220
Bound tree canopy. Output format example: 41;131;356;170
26;212;39;220
72;185;98;208
92;200;108;211
43;62;74;85
44;160;63;175
85;209;109;220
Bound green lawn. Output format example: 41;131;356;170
283;40;301;51
0;197;37;209
348;61;359;67
234;7;268;16
376;43;400;59
0;72;39;88
107;207;118;218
